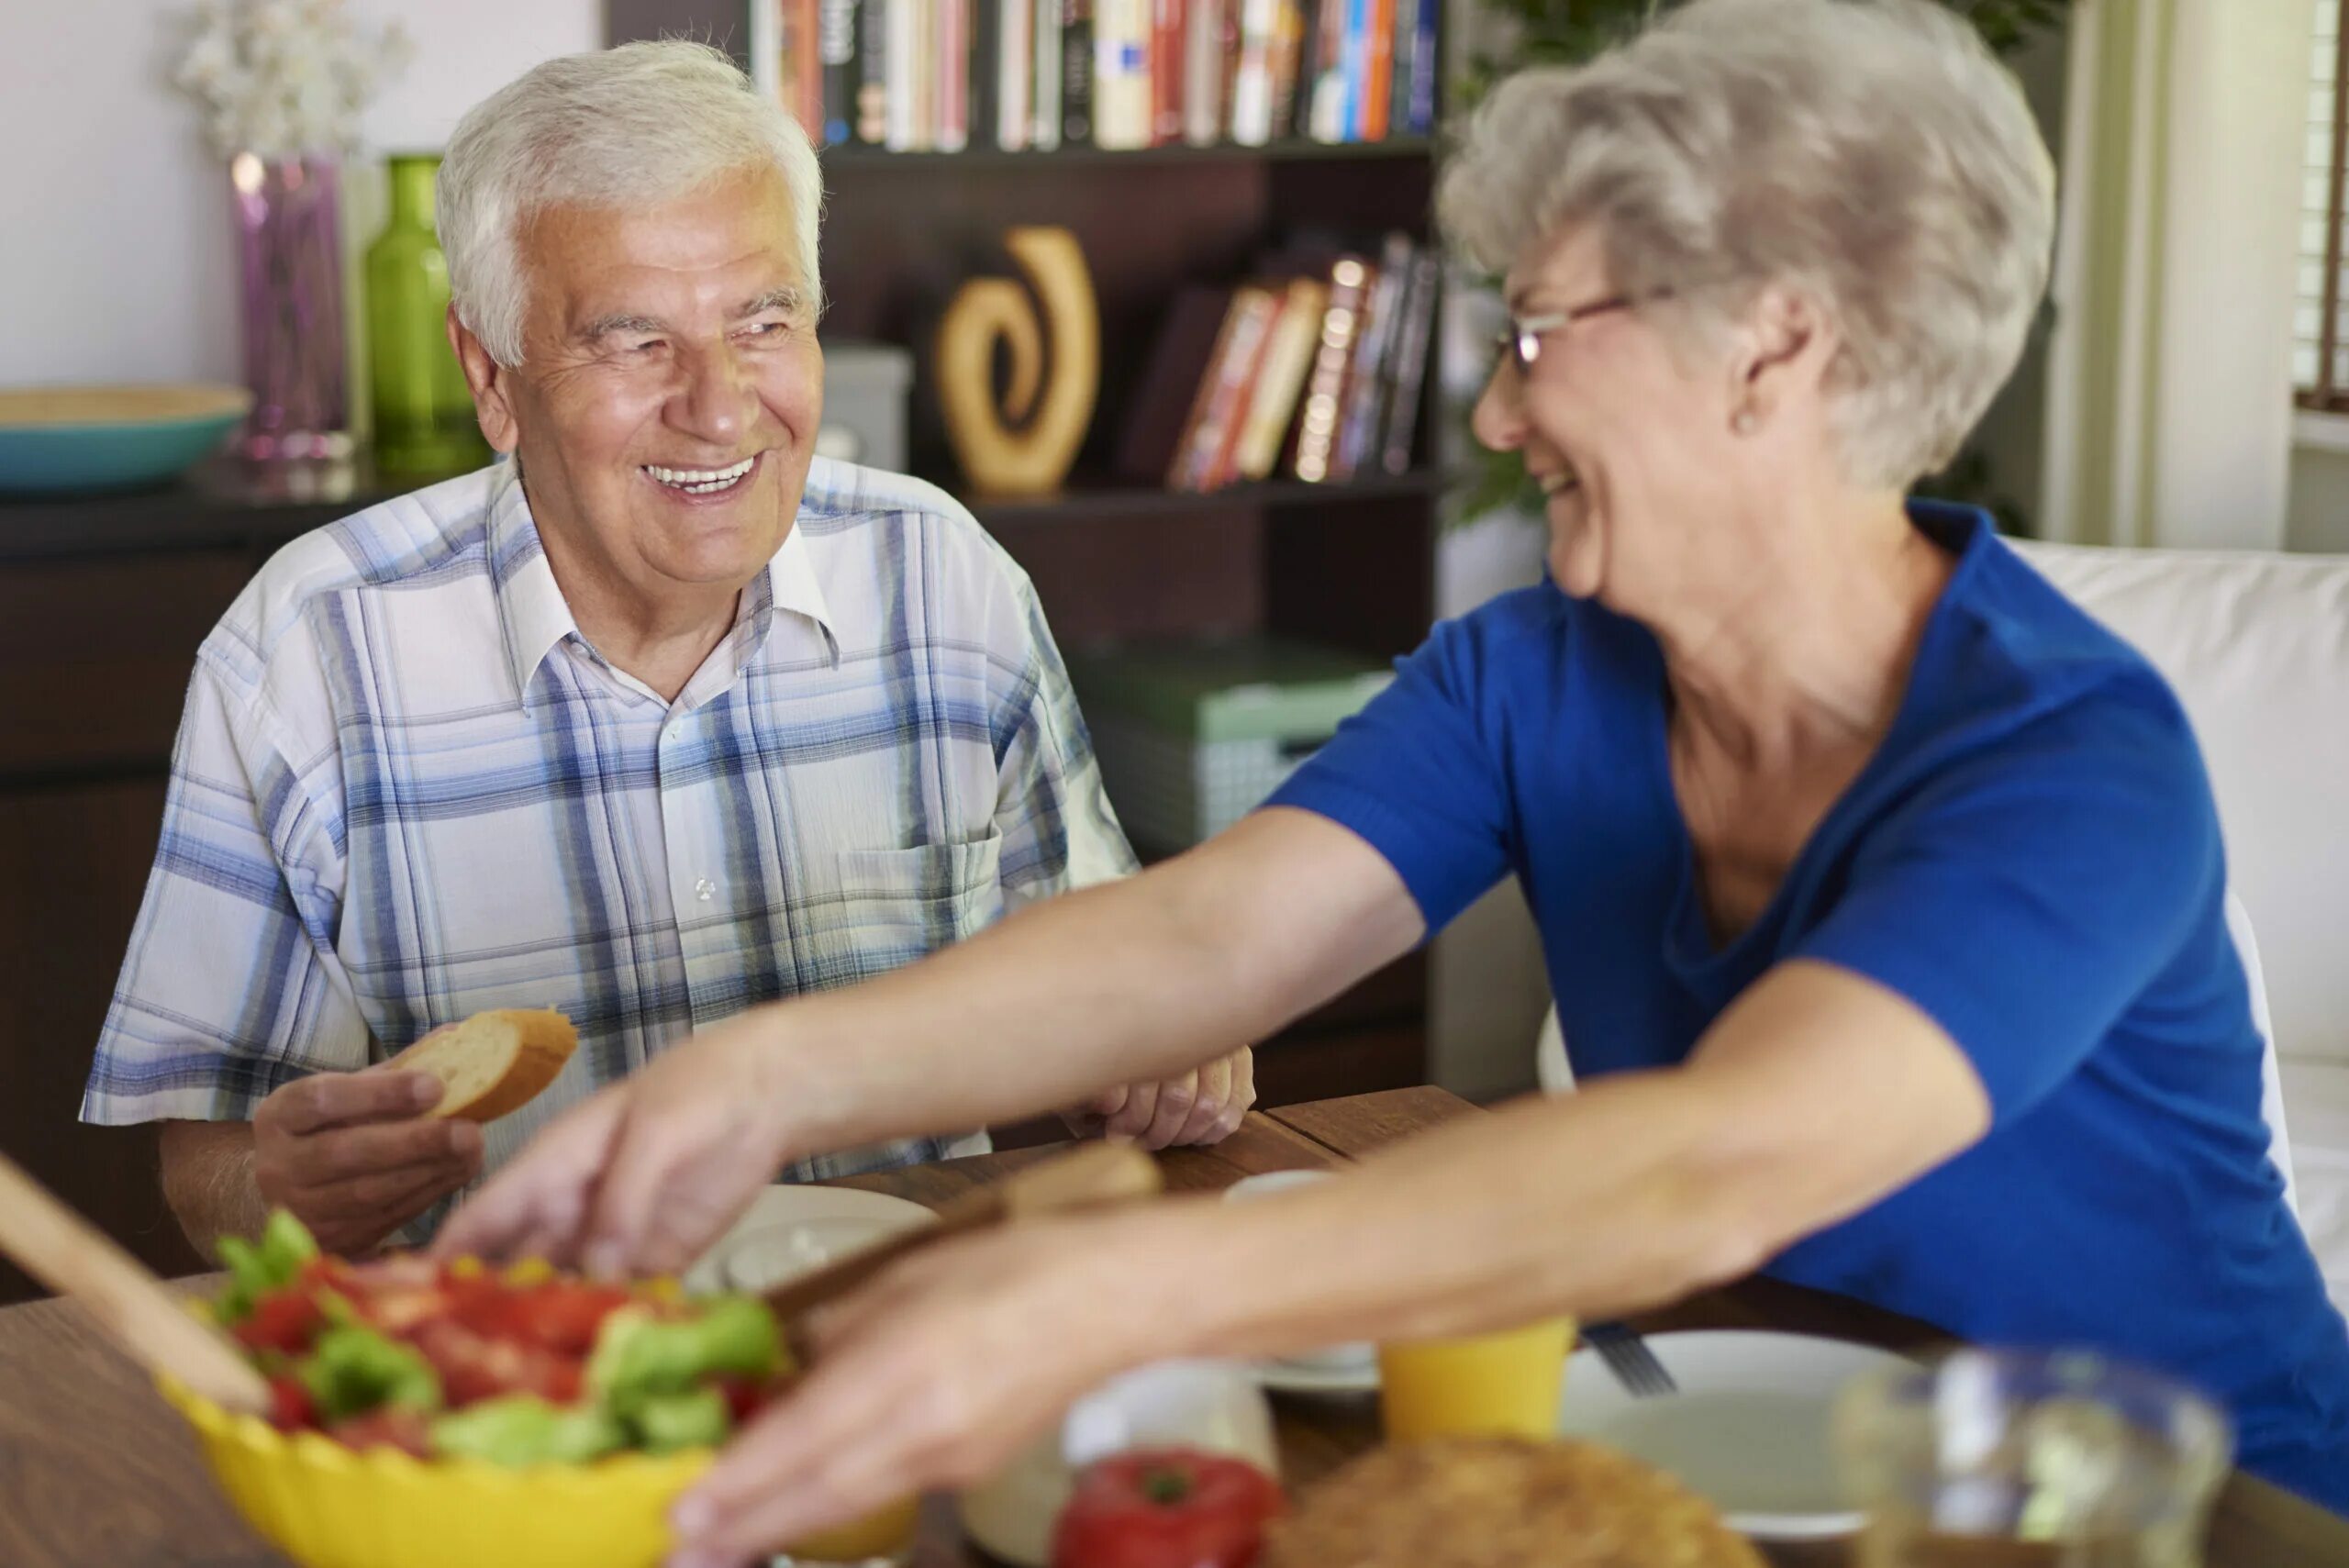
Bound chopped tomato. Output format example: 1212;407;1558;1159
267;1373;317;1431
510;1283;632;1356
234;1288;328;1354
409;1319;583;1407
328;1408;432;1459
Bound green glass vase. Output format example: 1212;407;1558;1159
365;153;488;475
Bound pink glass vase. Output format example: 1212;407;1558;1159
228;151;351;462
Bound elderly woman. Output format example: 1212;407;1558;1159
448;0;2349;1552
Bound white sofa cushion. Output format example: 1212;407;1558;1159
2013;542;2349;1069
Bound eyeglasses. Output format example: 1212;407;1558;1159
1495;288;1673;377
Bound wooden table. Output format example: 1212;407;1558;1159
0;1086;2341;1566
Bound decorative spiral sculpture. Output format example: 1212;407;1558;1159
935;226;1099;496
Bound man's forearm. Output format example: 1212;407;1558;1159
158;1119;269;1255
774;810;1422;1156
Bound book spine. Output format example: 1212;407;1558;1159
1185;290;1277;490
939;0;970;150
997;0;1031;149
1265;0;1304;145
918;0;939;149
1339;0;1366;141
1095;0;1152;149
1306;0;1346;142
1206;288;1283;488
1293;257;1365;481
820;0;859;144
1152;0;1186;144
1033;0;1063;147
802;0;827;132
1399;0;1433;135
1230;0;1276;145
1219;0;1244;141
1361;0;1392;141
1333;235;1410;479
857;0;889;143
1183;0;1223;145
1377;251;1440;474
750;0;782;104
1062;0;1095;145
1168;298;1248;488
972;0;1000;150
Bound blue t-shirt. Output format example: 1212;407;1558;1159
1269;503;2349;1508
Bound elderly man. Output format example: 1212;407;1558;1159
81;40;1251;1257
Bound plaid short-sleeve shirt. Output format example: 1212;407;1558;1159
83;457;1134;1198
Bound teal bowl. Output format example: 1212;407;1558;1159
0;384;252;496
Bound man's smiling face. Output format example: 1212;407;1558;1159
473;164;824;603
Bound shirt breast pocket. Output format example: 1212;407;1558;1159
806;834;1007;986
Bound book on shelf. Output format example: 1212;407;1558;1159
1376;247;1440;475
1063;0;1096;144
855;0;888;141
1331;229;1412;482
1034;0;1065;147
1182;0;1224;145
939;0;973;150
1117;235;1430;495
1179;284;1282;490
1152;0;1186;144
777;0;1429;151
1292;253;1367;481
1095;0;1154;149
818;0;858;144
1232;274;1329;482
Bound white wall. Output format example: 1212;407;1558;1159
0;1;599;388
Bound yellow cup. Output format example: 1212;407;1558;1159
784;1496;920;1564
1377;1317;1577;1442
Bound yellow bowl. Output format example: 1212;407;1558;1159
157;1375;711;1568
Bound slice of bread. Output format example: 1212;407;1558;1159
384;1009;579;1123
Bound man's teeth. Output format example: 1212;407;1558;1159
1541;471;1581;496
645;456;755;494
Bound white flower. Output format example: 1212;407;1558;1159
170;0;405;159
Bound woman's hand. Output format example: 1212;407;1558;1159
435;1014;790;1276
666;1215;1180;1568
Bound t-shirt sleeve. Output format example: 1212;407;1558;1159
1796;687;2223;1122
1264;614;1516;933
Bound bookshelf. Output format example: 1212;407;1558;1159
606;1;1445;1111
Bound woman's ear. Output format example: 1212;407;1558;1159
1726;284;1831;435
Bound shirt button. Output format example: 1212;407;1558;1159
695;877;717;902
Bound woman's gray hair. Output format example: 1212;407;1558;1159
1440;0;2054;489
438;40;824;368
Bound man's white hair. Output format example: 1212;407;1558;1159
1440;0;2055;490
438;39;825;369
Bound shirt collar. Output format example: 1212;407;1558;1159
487;462;846;705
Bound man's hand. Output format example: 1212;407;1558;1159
250;1071;484;1254
435;1019;790;1278
1073;1047;1255;1149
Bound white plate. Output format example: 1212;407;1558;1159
682;1184;937;1296
1555;1329;1913;1540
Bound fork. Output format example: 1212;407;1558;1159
1585;1321;1679;1397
